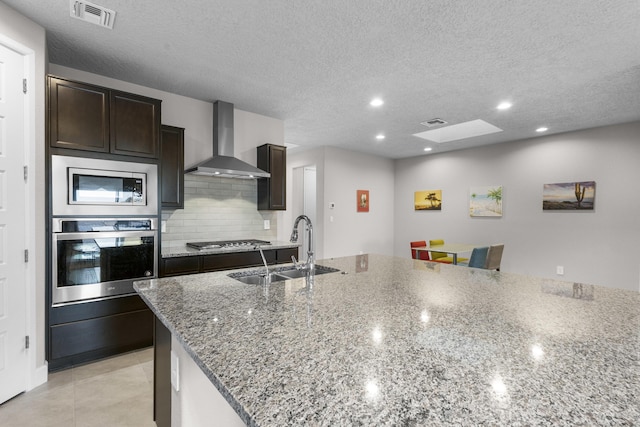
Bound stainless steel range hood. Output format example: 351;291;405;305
184;101;270;179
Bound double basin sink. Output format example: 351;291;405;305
228;264;340;285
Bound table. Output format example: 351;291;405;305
414;243;477;264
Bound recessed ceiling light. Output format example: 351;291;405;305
536;127;548;132
375;134;385;140
370;98;384;107
423;147;432;152
496;101;512;110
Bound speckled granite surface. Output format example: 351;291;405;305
161;240;299;258
134;254;640;426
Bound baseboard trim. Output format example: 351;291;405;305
28;362;48;391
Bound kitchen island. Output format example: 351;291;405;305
134;254;639;426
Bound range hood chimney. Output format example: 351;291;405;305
184;101;270;179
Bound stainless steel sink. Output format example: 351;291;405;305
228;264;340;284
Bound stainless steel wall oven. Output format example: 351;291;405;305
51;218;158;305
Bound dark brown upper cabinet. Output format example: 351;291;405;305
160;125;185;208
257;144;286;210
48;75;161;159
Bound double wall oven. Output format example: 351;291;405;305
51;155;159;305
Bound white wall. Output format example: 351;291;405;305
0;1;47;387
324;147;395;257
287;146;395;260
394;121;640;292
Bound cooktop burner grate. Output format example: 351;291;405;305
186;239;271;250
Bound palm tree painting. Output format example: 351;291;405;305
543;181;595;210
414;190;442;210
470;186;503;217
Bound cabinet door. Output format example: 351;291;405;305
48;76;110;152
201;251;275;272
161;256;200;277
110;90;161;158
160;125;185;208
276;247;299;263
257;144;287;210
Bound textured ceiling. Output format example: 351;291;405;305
3;0;639;158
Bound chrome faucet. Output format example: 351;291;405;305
290;214;314;272
254;244;271;284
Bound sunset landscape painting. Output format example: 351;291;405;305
414;190;442;210
543;181;596;210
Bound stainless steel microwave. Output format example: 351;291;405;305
52;155;158;216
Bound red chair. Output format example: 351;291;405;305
410;241;430;261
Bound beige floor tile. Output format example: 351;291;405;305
74;365;150;408
0;349;155;427
72;350;141;382
141;359;154;384
0;383;75;427
134;346;154;364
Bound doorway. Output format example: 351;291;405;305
292;166;316;262
0;41;28;403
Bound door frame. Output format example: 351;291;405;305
0;33;46;391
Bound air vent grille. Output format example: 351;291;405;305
420;118;448;127
69;0;116;29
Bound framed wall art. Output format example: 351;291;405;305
470;186;503;217
543;181;595;210
357;190;369;212
414;190;442;211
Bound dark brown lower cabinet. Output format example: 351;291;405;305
154;317;171;427
161;247;299;277
48;295;153;371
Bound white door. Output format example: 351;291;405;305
0;42;28;404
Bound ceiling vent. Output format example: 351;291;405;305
69;0;116;29
420;118;448;128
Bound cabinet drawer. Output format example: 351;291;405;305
49;309;153;360
201;251;275;272
276;247;299;263
161;256;200;277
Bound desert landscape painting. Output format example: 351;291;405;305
414;190;442;210
470;186;503;217
543;181;596;210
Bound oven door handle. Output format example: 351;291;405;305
52;230;157;241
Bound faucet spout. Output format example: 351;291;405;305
290;215;314;272
255;244;270;281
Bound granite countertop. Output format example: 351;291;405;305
161;240;299;258
134;254;640;426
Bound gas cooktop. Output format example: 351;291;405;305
186;239;271;250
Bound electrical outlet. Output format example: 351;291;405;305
170;350;180;392
556;265;564;275
263;220;270;230
161;220;167;233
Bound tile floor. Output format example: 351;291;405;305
0;347;155;427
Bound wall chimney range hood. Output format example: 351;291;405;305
184;101;270;179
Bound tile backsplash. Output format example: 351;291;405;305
161;174;277;249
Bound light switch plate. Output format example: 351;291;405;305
556;265;564;275
263;220;270;230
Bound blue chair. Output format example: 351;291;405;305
459;246;489;268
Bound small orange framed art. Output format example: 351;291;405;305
357;190;369;212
